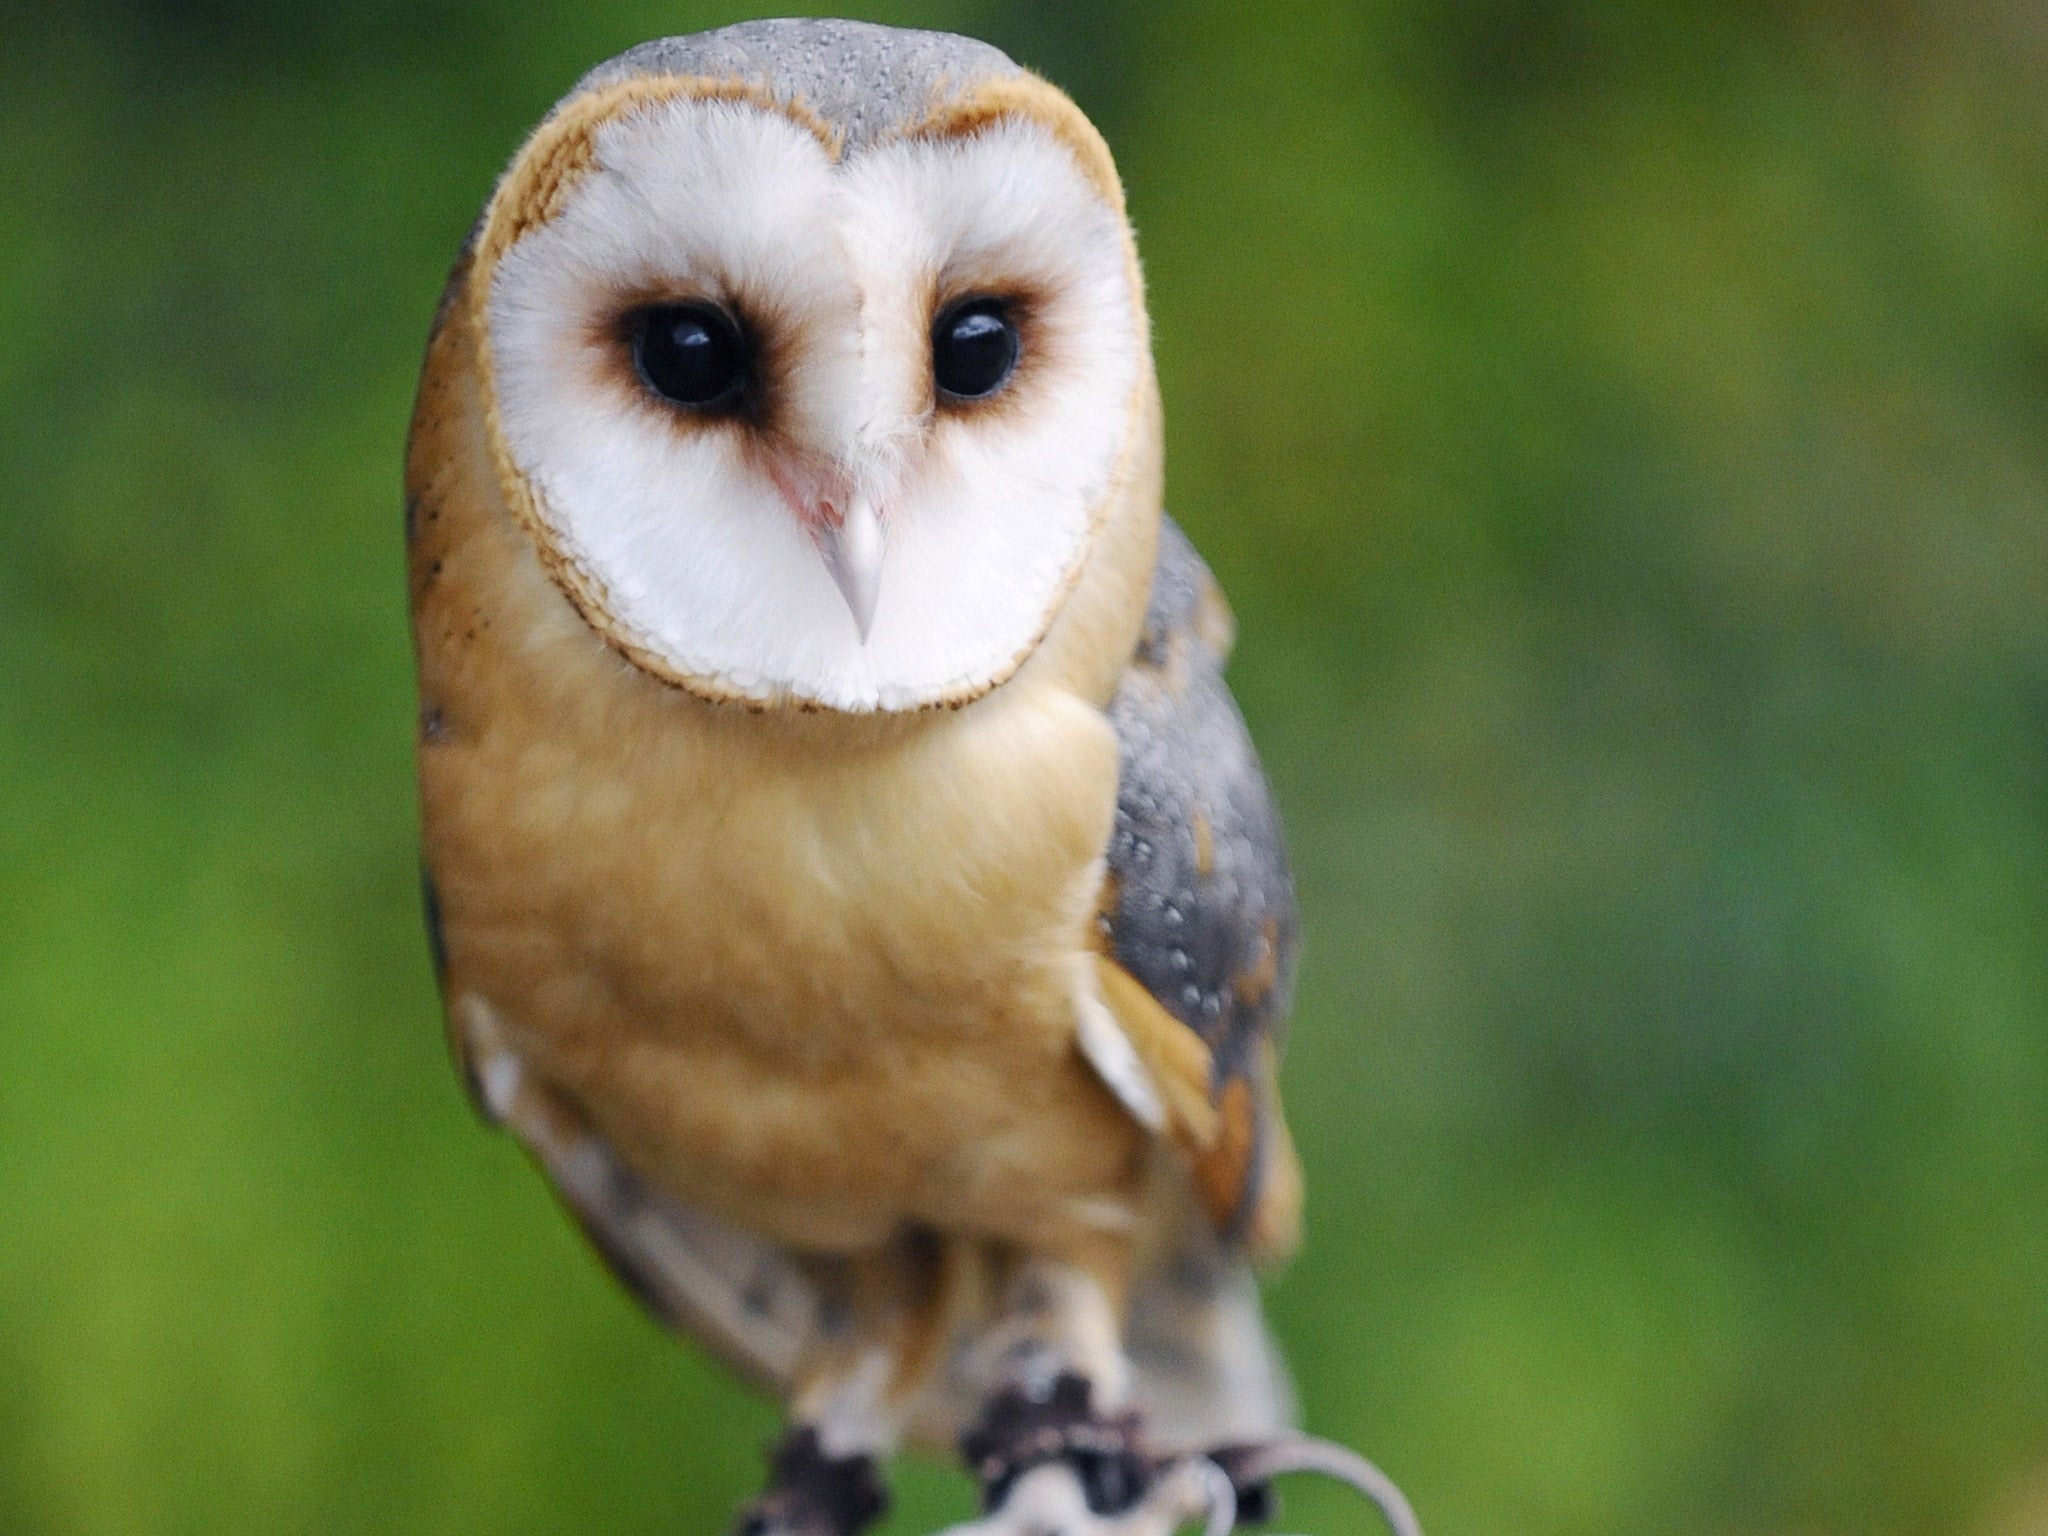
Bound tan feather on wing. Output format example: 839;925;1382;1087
1091;957;1301;1266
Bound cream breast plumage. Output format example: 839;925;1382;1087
406;19;1418;1536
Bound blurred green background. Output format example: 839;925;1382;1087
3;2;2046;1533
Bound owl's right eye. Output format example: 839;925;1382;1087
628;303;749;411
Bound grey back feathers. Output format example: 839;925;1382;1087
568;20;1024;152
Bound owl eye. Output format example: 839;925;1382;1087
629;303;749;411
932;299;1019;401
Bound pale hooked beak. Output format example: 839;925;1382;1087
813;495;885;642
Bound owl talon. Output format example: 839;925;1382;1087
731;1427;889;1536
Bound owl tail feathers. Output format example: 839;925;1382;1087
1114;1230;1426;1532
1124;1236;1296;1453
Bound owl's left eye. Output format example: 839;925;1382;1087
933;298;1020;402
628;303;749;411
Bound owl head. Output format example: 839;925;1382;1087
451;20;1157;714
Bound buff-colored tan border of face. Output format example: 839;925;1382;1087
467;67;1149;714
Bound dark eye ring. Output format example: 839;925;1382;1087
932;297;1020;402
628;301;750;412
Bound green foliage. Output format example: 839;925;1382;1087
2;3;2045;1532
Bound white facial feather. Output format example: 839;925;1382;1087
486;97;1142;711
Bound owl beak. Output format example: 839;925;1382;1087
813;495;885;643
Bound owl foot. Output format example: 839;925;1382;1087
949;1374;1232;1536
731;1427;889;1536
931;1437;1422;1536
947;1378;1422;1536
939;1459;1237;1536
959;1372;1156;1518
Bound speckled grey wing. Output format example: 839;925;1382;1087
1103;517;1300;1247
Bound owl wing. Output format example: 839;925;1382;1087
1093;517;1303;1263
426;969;820;1396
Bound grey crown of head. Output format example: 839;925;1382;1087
567;19;1025;153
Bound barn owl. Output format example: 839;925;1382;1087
406;19;1417;1536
